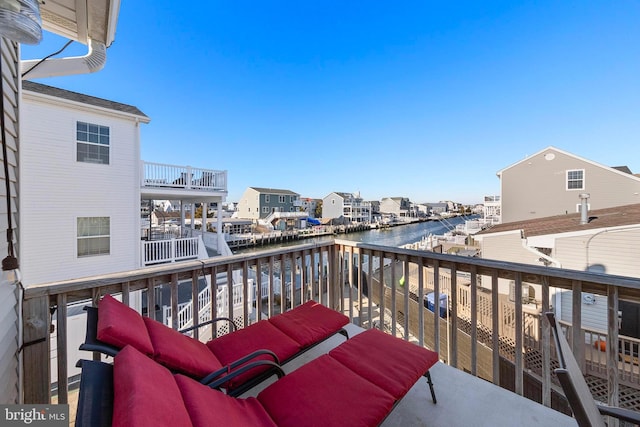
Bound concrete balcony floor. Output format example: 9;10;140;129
241;323;577;427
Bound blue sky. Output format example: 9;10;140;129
23;1;640;204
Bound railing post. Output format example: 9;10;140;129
22;295;51;403
607;286;620;410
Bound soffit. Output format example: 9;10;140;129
40;0;119;46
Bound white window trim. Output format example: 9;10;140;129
566;169;585;191
76;121;110;165
77;216;110;257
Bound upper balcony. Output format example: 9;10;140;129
140;161;228;201
21;240;640;425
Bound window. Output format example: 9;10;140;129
77;121;110;164
279;195;286;203
265;195;270;203
262;207;269;213
566;169;584;190
77;217;110;257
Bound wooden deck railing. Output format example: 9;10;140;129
21;239;640;415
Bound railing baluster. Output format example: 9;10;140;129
390;253;397;336
227;267;234;329
470;265;478;376
514;272;523;396
607;286;620;409
256;259;263;320
433;260;441;356
378;250;385;331
357;249;363;327
571;280;585;370
146;278;155;320
243;260;250;327
191;273;199;339
450;263;458;368
541;275;551;407
367;251;373;329
403;257;410;341
417;257;424;348
268;256;275;316
55;293;68;404
170;273;179;330
491;271;500;386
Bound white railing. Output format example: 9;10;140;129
164;281;251;331
142;237;201;265
141;161;227;192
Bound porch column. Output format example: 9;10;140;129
217;202;223;239
202;200;207;233
22;296;50;403
180;202;185;234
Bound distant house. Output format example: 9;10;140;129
322;192;372;223
482;195;501;224
474;203;640;334
237;187;305;230
498;146;640;223
425;202;449;215
300;197;321;218
380;197;413;218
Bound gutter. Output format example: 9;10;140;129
20;39;107;79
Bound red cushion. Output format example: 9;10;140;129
206;320;300;390
268;301;349;348
258;354;395;427
175;374;277;427
329;328;439;399
113;346;193;427
143;317;223;378
96;294;153;355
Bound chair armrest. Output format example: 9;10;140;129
203;360;285;390
199;349;280;385
75;359;114;427
79;306;120;357
596;402;640;424
179;316;237;334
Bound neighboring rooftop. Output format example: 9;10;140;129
476;203;640;237
23;80;149;120
249;187;299;195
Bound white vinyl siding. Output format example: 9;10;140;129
555;228;640;278
0;38;20;404
559;290;608;336
20;93;142;286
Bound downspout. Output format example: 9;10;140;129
521;238;563;319
19;38;107;79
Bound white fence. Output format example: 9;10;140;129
142;237;201;265
141;161;227;191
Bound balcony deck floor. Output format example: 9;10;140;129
241;323;577;427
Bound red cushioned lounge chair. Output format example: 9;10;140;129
80;294;349;395
76;328;439;427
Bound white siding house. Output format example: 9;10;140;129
20;82;150;286
475;203;640;332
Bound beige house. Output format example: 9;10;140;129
474;203;640;332
499;146;640;223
